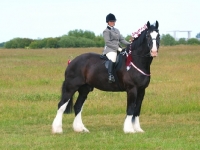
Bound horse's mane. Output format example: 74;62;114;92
130;29;148;50
130;23;158;51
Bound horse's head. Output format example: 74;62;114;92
146;21;160;57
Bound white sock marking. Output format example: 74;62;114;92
73;109;89;132
123;115;135;133
133;116;144;132
52;101;69;134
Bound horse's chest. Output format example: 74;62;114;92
136;76;150;88
124;75;150;88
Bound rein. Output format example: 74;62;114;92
122;50;151;76
122;23;160;77
129;49;151;76
130;62;151;76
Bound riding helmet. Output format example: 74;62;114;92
106;13;116;23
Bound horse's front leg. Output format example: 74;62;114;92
123;87;137;133
132;88;145;133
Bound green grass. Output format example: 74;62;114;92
0;46;200;149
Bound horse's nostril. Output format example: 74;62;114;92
151;51;158;57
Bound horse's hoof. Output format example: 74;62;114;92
123;128;136;133
133;126;145;133
135;129;145;133
52;127;63;134
83;128;90;133
124;130;136;134
73;126;90;133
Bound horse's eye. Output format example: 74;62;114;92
156;34;160;39
146;35;150;38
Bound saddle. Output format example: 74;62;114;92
100;51;123;71
100;51;125;90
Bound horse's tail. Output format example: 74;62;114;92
60;80;74;114
64;95;74;114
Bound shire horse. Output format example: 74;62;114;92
52;21;160;133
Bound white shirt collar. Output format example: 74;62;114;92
108;25;114;29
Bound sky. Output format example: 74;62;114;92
0;0;200;43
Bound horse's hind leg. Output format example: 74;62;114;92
52;81;77;134
73;84;93;132
52;101;69;134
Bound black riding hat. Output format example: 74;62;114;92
106;13;116;23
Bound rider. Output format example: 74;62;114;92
103;13;130;83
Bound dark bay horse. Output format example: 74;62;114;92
52;21;160;133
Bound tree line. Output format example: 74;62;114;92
160;34;200;46
1;30;200;49
2;30;104;49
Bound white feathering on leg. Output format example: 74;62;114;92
123;115;135;133
73;109;89;132
52;101;69;134
133;116;144;133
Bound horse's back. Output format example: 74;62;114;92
65;53;104;79
67;53;102;69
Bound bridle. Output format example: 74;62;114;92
123;29;160;76
129;30;160;58
147;30;160;54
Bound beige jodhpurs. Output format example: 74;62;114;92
106;52;117;62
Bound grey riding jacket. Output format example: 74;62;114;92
103;26;130;55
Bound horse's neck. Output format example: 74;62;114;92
132;45;153;72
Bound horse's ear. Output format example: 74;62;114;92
155;20;159;29
147;21;150;29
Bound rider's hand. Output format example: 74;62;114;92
118;47;122;52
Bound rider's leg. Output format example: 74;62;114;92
106;52;117;83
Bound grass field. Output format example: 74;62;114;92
0;46;200;149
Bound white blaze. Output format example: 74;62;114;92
150;31;158;52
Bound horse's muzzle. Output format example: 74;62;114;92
150;51;158;57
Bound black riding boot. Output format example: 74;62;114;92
108;60;115;83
